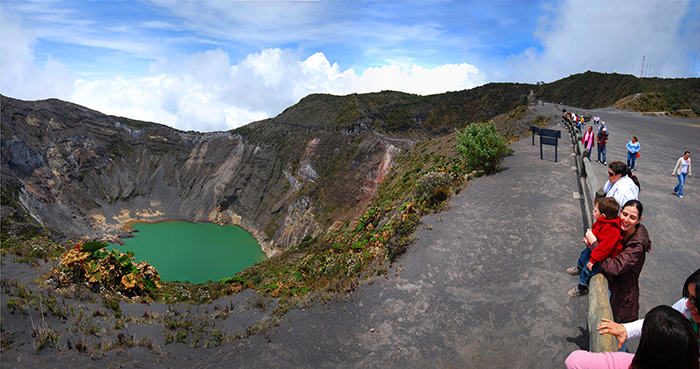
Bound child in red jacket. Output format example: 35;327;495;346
566;197;623;297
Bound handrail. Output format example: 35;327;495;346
565;116;619;352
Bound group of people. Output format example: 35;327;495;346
562;142;696;366
577;115;692;199
581;124;640;171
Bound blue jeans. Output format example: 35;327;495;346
597;146;606;163
576;247;602;289
674;173;687;196
627;151;637;170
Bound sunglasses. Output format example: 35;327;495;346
691;298;699;309
608;171;615;176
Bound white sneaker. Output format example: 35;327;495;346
679;195;683;198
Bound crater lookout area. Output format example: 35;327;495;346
2;88;699;366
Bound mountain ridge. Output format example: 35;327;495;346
2;71;699;253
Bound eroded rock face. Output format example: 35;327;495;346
1;95;415;254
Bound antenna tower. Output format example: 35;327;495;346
640;56;645;78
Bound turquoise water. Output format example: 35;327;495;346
109;221;266;284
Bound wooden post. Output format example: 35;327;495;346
588;274;618;352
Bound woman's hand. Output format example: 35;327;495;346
597;318;627;350
585;229;597;245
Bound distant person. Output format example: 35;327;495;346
597;268;700;350
673;151;692;199
567;197;622;298
582;126;595;160
603;161;639;208
565;305;699;369
595;200;651;346
596;127;609;164
598;121;606;133
626;136;640;171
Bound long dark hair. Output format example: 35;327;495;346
630;305;699;369
683;268;700;307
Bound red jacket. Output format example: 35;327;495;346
590;217;623;264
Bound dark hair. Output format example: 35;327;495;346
630;305;699;369
683;268;700;307
595;197;619;219
608;160;642;190
622;200;644;218
685;151;691;155
632;136;638;142
608;161;627;176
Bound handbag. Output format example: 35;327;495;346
636;152;640;158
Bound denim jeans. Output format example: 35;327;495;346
627;151;637;169
674;173;687;197
597;146;606;163
576;247;602;289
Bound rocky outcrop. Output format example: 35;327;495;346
3;82;565;252
0;95;421;254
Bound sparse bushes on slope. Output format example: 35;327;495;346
414;171;454;206
456;122;509;175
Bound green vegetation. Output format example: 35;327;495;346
46;241;162;300
414;171;454;206
1;235;65;263
456;122;509;175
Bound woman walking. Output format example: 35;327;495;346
673;151;692;199
626;136;640;171
582;126;595;160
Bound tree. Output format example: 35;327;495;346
519;94;528;106
456;122;508;175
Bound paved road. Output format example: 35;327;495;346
578;108;700;339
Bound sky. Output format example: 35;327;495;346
2;0;699;132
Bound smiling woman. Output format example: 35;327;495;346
109;221;267;284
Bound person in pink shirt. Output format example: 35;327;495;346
565;305;699;369
583;126;595;160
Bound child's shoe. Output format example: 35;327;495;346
568;287;588;298
566;266;582;275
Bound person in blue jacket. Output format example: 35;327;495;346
626;136;640;170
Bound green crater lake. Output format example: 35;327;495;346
109;221;267;284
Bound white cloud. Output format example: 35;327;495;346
502;0;698;82
70;48;484;132
0;12;76;100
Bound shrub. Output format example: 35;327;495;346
690;105;700;115
519;94;528;107
456;122;508;174
47;242;162;297
413;171;453;204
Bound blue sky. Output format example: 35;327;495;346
2;0;699;131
